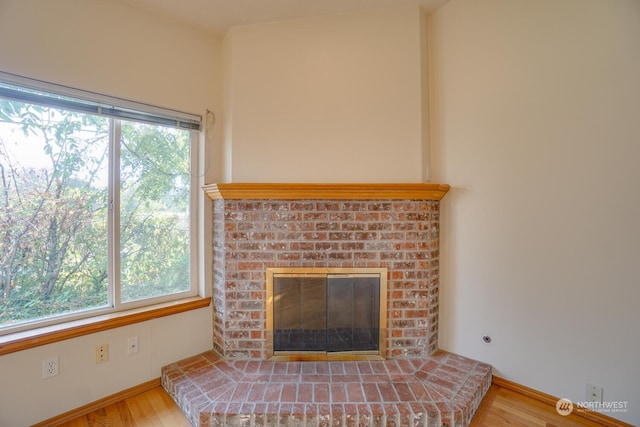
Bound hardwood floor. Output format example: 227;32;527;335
58;386;190;427
58;383;626;426
471;384;605;427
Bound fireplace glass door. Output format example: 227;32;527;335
267;268;387;360
272;276;327;352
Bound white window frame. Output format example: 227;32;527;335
0;72;202;334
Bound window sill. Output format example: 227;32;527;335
0;296;211;356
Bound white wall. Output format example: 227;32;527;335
223;7;428;183
0;310;212;426
430;0;640;424
0;0;221;425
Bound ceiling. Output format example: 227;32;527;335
120;0;452;36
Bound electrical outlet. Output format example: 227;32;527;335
127;336;139;355
586;383;603;403
95;343;109;363
42;356;59;379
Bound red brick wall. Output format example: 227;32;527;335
212;199;441;360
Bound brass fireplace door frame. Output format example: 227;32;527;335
266;267;388;361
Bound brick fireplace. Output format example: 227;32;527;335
162;183;492;426
205;183;449;361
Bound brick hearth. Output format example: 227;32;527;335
161;184;492;426
162;350;491;427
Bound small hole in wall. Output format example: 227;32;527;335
482;335;492;343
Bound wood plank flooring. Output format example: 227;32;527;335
58;386;190;427
58;383;623;426
471;384;606;427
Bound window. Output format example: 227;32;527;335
0;73;200;333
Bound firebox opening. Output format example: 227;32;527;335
266;268;387;361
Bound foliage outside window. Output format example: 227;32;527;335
0;77;199;333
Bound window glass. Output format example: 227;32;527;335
0;89;197;332
119;121;191;302
0;100;109;326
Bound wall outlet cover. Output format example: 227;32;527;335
127;336;139;355
96;343;109;363
586;383;603;403
42;356;59;379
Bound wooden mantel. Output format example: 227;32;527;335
203;183;450;201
